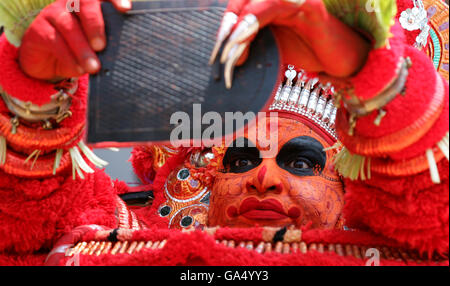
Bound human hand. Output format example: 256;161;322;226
18;0;132;82
210;0;371;88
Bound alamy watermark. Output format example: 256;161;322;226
170;104;279;158
66;0;80;12
365;0;381;13
65;251;80;266
365;248;381;266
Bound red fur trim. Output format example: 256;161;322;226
55;228;448;266
130;146;155;184
0;36;56;106
0;169;118;254
351;43;440;138
338;26;449;159
390;74;449;160
0;35;88;130
112;179;132;196
0;254;47;266
302;229;402;248
356;51;441;138
343;160;449;256
363;158;449;195
350;22;406;102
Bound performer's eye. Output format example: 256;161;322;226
287;158;312;170
277;136;326;177
233;158;253;168
223;138;261;173
225;153;261;173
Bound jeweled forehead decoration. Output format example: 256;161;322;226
269;65;338;141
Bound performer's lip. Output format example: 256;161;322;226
238;198;293;220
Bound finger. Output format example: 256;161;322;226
108;0;132;13
220;1;281;64
220;0;303;64
220;0;305;88
50;30;86;78
235;45;250;67
242;0;305;27
220;14;258;64
230;0;304;45
19;20;84;80
209;0;251;64
226;0;250;14
270;26;323;72
77;0;106;51
46;11;100;74
209;11;238;65
224;43;248;89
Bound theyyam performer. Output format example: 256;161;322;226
0;0;448;266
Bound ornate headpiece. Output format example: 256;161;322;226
268;65;338;142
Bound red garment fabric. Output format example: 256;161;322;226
0;168;118;254
53;228;448;266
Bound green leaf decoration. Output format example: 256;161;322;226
0;0;56;47
322;0;397;49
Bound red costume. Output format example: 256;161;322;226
0;0;448;266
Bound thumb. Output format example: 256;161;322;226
108;0;132;13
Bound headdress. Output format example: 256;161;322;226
268;66;338;143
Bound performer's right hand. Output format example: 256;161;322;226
18;0;132;82
210;0;371;89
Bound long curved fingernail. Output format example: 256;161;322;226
220;14;259;64
209;12;238;65
224;43;247;89
225;20;259;49
209;43;222;66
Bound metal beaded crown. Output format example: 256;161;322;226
268;65;338;141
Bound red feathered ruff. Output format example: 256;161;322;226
130;146;156;184
0;168;119;256
52;227;448;266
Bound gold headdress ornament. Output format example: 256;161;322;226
269;65;338;142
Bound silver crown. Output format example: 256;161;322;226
269;65;338;140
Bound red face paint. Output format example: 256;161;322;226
239;198;288;220
257;166;267;185
208;117;345;229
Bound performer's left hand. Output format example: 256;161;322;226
210;0;371;88
18;0;132;82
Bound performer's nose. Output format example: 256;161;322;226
246;164;283;194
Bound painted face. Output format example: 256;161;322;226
208;116;344;229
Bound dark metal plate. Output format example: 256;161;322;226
87;0;280;144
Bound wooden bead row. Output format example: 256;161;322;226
66;240;167;257
214;240;448;264
66;238;447;264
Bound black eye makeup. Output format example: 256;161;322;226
223;138;262;173
276;136;326;177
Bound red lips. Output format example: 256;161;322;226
230;198;301;221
